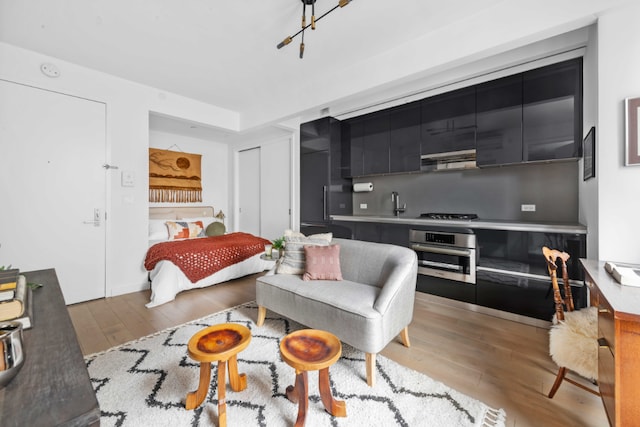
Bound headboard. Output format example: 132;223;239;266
149;206;215;220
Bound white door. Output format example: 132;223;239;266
238;147;261;235
0;80;106;304
260;138;291;240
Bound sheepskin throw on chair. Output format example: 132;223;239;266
149;148;202;203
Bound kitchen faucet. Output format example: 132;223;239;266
391;191;406;216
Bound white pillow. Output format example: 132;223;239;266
149;219;169;241
180;216;220;230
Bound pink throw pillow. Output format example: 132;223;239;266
303;244;343;281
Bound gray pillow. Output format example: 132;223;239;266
276;232;332;275
205;221;226;237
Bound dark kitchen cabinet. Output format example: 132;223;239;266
421;86;476;155
476;58;583;167
389;101;421;173
347;112;389;176
476;73;523;166
523;58;583;161
362;111;390;175
300;117;352;228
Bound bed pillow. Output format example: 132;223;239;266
303;244;342;281
149;219;170;241
180;216;220;230
276;230;332;275
205;221;226;236
165;221;204;240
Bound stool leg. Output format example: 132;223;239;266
218;360;227;427
228;354;247;392
186;362;211;410
319;368;346;417
285;370;308;427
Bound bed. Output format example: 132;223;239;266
144;206;275;307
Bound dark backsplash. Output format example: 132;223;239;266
352;160;579;222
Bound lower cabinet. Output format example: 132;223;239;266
476;270;587;320
417;275;476;304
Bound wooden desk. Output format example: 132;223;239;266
581;259;640;427
0;269;100;426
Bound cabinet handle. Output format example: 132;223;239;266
598;338;609;348
323;185;328;221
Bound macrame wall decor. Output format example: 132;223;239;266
149;148;202;203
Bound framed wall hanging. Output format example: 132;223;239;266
625;97;640;166
583;126;595;180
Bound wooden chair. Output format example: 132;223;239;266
543;246;599;398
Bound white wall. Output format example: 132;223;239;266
0;42;239;297
595;2;640;264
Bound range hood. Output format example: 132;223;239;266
420;149;477;172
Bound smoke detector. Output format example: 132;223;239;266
40;63;60;78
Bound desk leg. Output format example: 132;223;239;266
319;367;346;417
186;362;211;410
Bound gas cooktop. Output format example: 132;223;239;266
419;213;478;220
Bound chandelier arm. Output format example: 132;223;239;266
276;1;351;50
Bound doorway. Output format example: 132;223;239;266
0;80;107;304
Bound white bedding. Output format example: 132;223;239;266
146;253;275;308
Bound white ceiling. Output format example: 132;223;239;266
0;0;627;138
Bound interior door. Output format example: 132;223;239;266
238;147;261;235
260;138;291;240
0;80;106;304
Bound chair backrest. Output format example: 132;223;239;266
542;246;575;321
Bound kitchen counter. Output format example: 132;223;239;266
331;215;587;234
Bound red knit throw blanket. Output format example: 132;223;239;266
144;232;271;283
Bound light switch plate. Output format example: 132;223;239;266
121;170;135;187
360;203;368;209
521;204;536;212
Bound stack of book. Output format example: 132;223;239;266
0;269;32;329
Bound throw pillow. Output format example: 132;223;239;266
303;244;343;281
205;221;226;237
165;221;204;240
276;231;332;275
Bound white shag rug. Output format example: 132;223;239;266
85;302;506;427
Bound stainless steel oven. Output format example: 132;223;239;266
409;227;476;284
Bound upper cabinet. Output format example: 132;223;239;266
300;117;352;225
346;57;583;174
522;58;583;162
389;101;421;173
421;86;476;155
477;58;583;167
476;74;523;166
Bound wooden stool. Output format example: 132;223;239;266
280;329;347;427
186;323;251;427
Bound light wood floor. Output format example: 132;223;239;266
68;273;608;427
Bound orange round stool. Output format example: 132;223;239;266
186;323;251;427
280;329;347;427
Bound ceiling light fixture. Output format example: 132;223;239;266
277;0;352;59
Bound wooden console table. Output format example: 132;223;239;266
0;268;100;426
581;259;640;427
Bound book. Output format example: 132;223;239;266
0;289;14;302
11;287;32;330
0;268;19;291
605;262;640;287
0;275;27;320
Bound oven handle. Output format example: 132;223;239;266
411;244;472;257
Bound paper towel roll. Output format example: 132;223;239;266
353;182;374;192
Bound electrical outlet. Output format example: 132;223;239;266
360;203;368;209
521;204;536;212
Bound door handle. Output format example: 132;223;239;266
83;208;101;227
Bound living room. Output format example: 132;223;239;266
1;1;639;426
